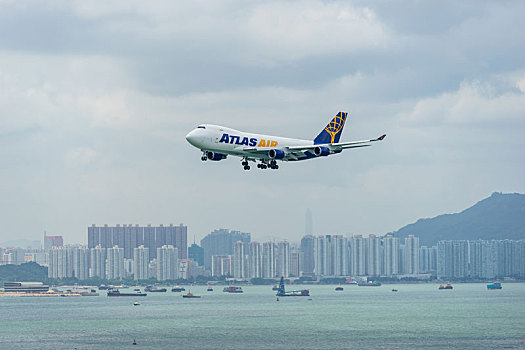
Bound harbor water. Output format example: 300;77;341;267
1;283;524;349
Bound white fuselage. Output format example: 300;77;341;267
186;124;314;161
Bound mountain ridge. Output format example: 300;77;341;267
387;192;525;246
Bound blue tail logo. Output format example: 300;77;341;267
313;112;347;144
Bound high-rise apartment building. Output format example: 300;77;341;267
188;243;204;266
261;242;276;278
300;235;315;275
133;245;150;280
48;246;73;278
314;235;332;276
332;235;348;276
248;242;261;278
44;234;63;251
404;235;419;275
157;245;178;281
233;241;247;278
107;246;125;280
350;235;365;276
90;245;106;278
382;235;400;276
366;235;381;276
88;224;187;260
277;241;290;278
72;247;89;280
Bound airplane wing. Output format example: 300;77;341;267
287;134;386;151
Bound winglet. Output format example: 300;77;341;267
377;134;386;141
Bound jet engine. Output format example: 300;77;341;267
268;149;285;159
206;151;227;161
314;146;330;157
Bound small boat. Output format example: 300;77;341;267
335;285;344;291
134;288;141;292
272;285;279;291
133;301;140;306
207;286;213;292
182;291;201;298
171;286;185;292
391;289;398;292
80;289;99;296
223;286;243;293
487;281;502;290
439;283;453;290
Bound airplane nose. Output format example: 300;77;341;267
185;130;198;145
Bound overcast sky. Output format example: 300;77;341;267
1;0;524;246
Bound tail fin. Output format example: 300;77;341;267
313;112;348;144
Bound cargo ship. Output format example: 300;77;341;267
107;289;147;297
357;281;381;287
487;281;502;290
276;277;309;297
223;286;243;293
171;286;186;292
145;286;167;292
438;283;453;290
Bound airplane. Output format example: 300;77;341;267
185;112;386;170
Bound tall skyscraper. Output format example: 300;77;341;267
383;235;400;276
261;242;276;278
366;235;381;276
157;245;178;281
248;242;261;278
233;241;247;278
350;235;366;276
134;245;150;280
314;235;332;276
404;235;419;275
107;246;125;280
90;245;106;278
300;235;315;275
48;246;73;278
277;241;290;278
72;247;89;280
332;235;348;276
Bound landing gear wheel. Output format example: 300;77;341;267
201;156;207;161
244;165;250;170
274;165;279;169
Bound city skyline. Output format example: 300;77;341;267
1;2;524;246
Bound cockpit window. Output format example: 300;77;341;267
197;126;206;129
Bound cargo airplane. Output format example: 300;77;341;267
185;112;386;170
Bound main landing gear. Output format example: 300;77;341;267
241;158;251;171
257;160;279;170
201;151;207;161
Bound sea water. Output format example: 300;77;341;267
1;283;524;349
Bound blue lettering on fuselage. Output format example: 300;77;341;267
219;133;258;147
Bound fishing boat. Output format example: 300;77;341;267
487;281;502;290
182;291;201;298
207;286;213;292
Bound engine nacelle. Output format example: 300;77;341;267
314;146;330;157
206;151;227;161
268;149;285;159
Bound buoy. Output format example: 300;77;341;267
133;339;137;345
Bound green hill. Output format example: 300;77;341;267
389;192;525;246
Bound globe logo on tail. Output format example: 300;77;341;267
324;112;347;143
